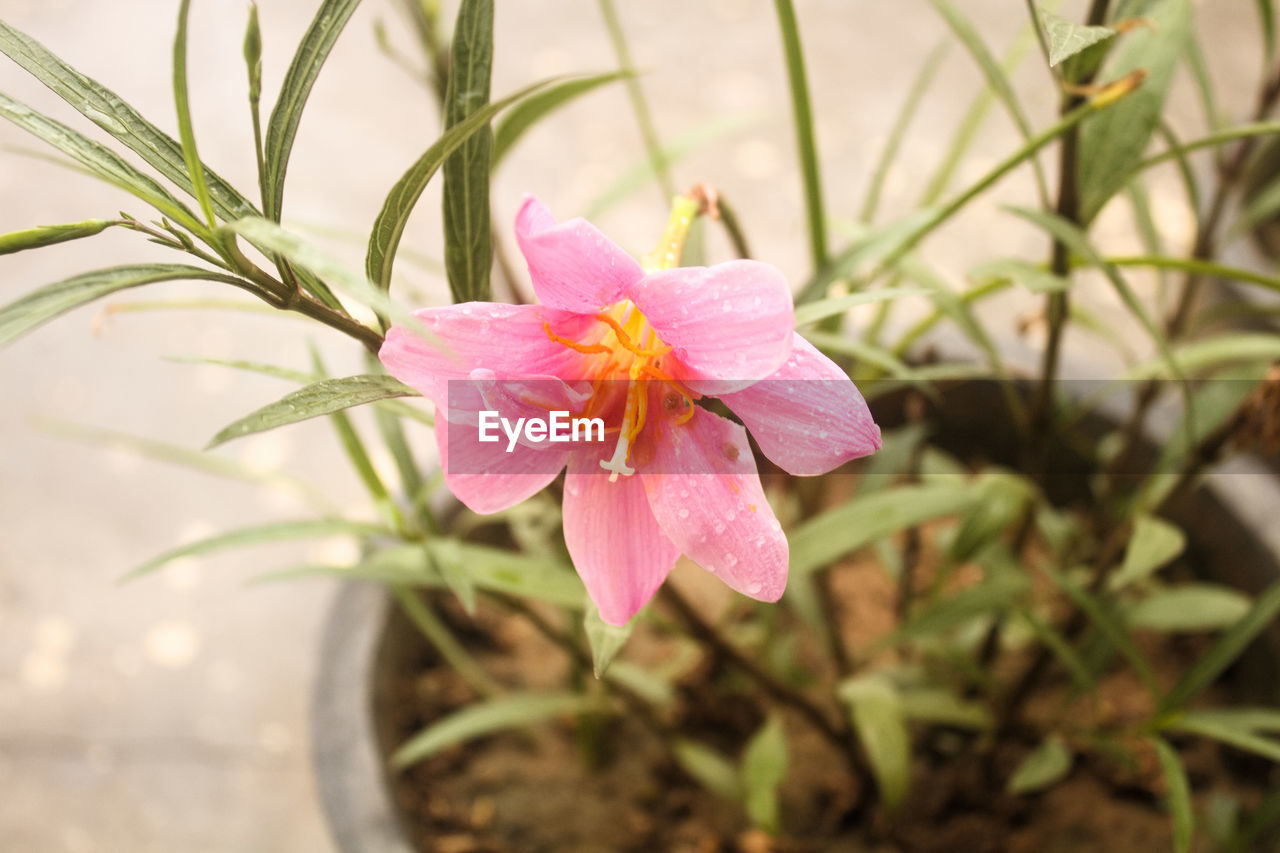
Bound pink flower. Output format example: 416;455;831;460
380;197;881;625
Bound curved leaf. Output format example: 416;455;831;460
0;264;245;346
492;72;626;166
1007;736;1072;794
0;220;116;255
839;674;910;813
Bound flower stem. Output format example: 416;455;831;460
641;193;701;273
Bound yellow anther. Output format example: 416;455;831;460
544;322;611;354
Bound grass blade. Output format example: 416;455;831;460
364;77;557;294
492;72;626;167
1;264;247;346
773;0;827;271
172;0;216;228
1148;736;1194;853
0;220;116;255
206;374;419;448
263;0;362;222
0;19;259;221
442;0;494;304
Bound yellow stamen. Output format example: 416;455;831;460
595;312;672;358
543;322;611;354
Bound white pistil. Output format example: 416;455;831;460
599;434;636;482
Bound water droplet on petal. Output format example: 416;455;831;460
679;489;690;499
725;509;736;522
745;580;762;595
713;522;726;534
724;553;739;568
677;508;690;520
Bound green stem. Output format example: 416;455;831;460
773;0;827;272
598;0;676;201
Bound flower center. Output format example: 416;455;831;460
543;300;695;480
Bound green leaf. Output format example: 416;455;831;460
584;604;634;678
899;688;993;730
0;19;259;222
1161;583;1280;712
1259;0;1277;66
926;0;1049;205
492;72;626;166
206;374;418;448
262;0;362;222
790;483;979;576
673;739;741;800
1126;584;1251;632
1169;710;1280;763
860;40;949;224
1148;736;1194;853
1126;333;1280;379
1109;515;1186;591
0;263;245;347
1007;736;1072;794
740;716;788;833
583;114;756;219
441;0;494;304
839;674;911;813
425;541;584;609
392;586;500;698
946;472;1035;565
1037;7;1117;67
0;219;116;255
1076;0;1192;223
889;566;1029;646
121;518;388;583
365;77;557;294
773;0;828;270
172;0;216;228
391;692;604;768
792;287;927;327
968;258;1068;293
0;92;204;232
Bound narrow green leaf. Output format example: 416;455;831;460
1109;515;1186;591
584;605;635;678
583;114;756;219
839;674;911;813
1169;711;1280;763
740;716;788;833
1259;0;1277;66
365;77;557;294
492;72;626;166
672;739;741;800
968;258;1068;293
927;0;1049;205
899;688;993;730
1126;584;1252;632
773;0;828;271
792;287;926;327
1007;736;1072;794
890;569;1029;646
425;541;584;609
790;483;978;576
1077;0;1192;223
0;219;116;255
860;41;949;224
121;519;388;583
1161;583;1280;712
173;0;216;228
1037;7;1117;67
206;374;418;448
392;586;501;698
604;661;675;708
1148;736;1194;853
392;692;603;768
441;0;494;304
1136;120;1280;172
0;264;246;347
1171;708;1280;734
262;0;362;222
0;92;204;232
1109;256;1280;299
1124;333;1280;379
0;19;259;221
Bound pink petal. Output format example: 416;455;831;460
379;302;594;408
435;416;568;515
628;260;794;391
640;409;787;602
563;450;681;625
719;333;882;475
515;197;645;313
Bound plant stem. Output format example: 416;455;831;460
598;0;676;202
773;0;828;273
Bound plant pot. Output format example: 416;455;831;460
311;382;1280;852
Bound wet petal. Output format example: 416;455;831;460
435;416;569;514
640;408;787;602
719;334;882;475
515;196;645;312
379;302;594;408
563;450;681;625
629;260;794;390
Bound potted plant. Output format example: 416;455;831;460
3;1;1280;851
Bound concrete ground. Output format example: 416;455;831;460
0;1;1264;851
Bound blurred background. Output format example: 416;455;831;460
0;1;1265;850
